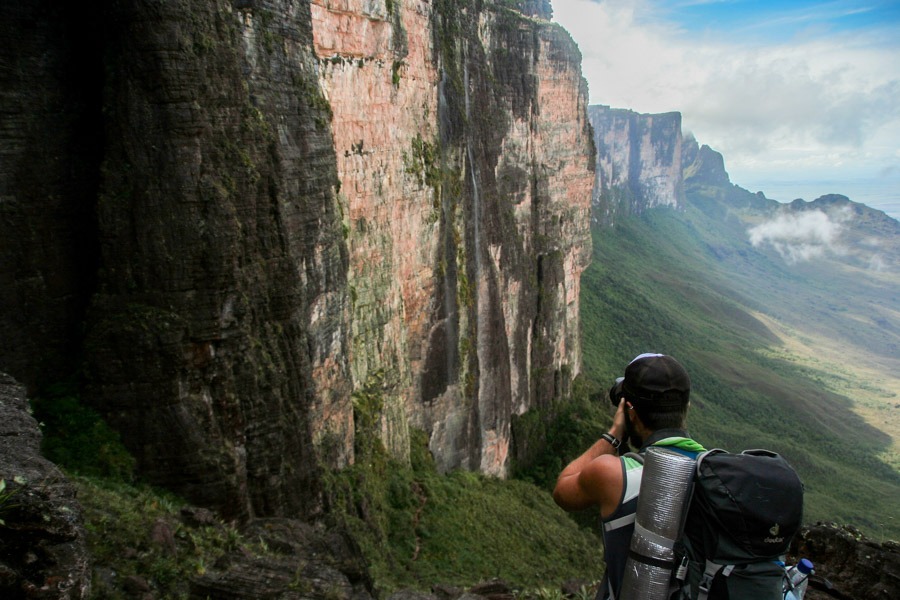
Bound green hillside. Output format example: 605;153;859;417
580;190;900;540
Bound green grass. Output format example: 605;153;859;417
74;476;251;599
324;427;605;595
31;379;606;597
63;441;604;599
579;199;900;540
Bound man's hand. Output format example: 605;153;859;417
610;398;628;441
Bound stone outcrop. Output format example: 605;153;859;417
791;523;900;599
0;373;91;599
588;110;776;223
189;519;374;600
589;105;683;225
0;0;592;518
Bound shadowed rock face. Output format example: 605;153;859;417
80;0;351;522
0;374;91;599
0;3;103;390
0;0;592;518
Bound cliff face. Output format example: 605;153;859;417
682;134;732;189
0;4;102;391
311;0;592;475
80;0;351;521
588;105;683;225
0;0;592;518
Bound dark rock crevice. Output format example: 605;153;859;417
0;2;107;392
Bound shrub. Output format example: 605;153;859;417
31;384;135;481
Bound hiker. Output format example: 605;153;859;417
552;353;705;600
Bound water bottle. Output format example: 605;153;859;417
784;558;814;600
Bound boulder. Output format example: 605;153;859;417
791;522;899;600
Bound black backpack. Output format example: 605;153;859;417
673;449;805;600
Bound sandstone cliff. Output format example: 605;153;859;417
312;0;592;477
588;105;683;225
0;0;592;519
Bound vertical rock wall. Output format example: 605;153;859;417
0;3;102;390
83;0;351;520
589;105;683;225
311;0;592;475
0;0;592;518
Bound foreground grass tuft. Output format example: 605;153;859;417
74;476;256;599
324;427;604;595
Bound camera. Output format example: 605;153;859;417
608;377;625;407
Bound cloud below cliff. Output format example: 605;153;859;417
553;0;900;215
747;209;849;264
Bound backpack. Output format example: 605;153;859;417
624;448;804;600
674;449;804;600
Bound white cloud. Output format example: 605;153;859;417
552;0;900;199
747;209;848;264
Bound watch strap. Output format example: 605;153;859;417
602;432;622;449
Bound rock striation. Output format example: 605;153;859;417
0;0;592;518
312;0;592;476
81;0;351;522
0;373;91;599
589;105;683;225
0;3;102;391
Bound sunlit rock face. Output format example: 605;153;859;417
312;0;592;476
589;105;684;225
0;0;592;518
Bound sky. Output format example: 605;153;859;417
551;0;900;220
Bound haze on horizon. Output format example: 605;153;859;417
552;0;900;220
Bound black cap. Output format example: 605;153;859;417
609;353;690;407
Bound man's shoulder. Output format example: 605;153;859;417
583;452;626;482
621;453;644;471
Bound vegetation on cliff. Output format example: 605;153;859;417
321;377;604;593
34;381;605;597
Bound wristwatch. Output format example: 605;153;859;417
601;432;621;449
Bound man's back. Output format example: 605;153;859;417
553;354;697;600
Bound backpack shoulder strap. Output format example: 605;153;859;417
740;448;779;458
623;451;644;464
694;448;727;474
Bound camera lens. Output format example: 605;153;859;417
608;377;625;407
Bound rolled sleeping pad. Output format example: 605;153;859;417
619;447;696;600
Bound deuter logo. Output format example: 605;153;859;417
764;523;784;544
